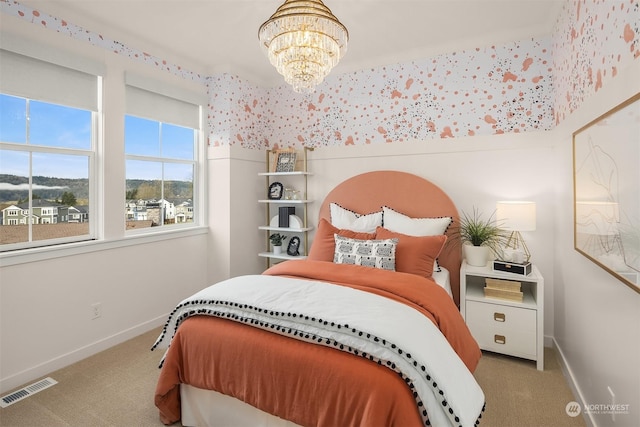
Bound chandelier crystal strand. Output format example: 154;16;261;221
258;0;348;94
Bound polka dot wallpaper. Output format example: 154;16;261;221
213;38;554;149
2;0;638;149
552;0;639;124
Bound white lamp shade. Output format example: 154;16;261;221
496;201;536;231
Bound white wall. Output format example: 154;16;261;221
552;59;640;427
207;145;265;283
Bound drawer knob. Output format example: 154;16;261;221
494;312;506;322
494;334;506;345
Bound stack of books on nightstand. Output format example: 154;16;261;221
484;278;523;302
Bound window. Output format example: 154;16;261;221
0;49;100;251
124;80;201;231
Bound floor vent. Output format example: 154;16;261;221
0;377;58;408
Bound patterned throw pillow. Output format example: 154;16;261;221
307;218;377;262
333;234;398;271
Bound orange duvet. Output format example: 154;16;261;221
154;260;482;426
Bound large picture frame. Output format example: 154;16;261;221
573;92;640;293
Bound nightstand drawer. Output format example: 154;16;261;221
466;301;537;359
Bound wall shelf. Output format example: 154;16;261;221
260;147;313;267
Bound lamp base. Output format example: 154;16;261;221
504;231;531;263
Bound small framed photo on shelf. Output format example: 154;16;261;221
268;182;284;200
287;236;301;256
273;149;297;173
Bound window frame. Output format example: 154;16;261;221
0;91;101;252
0;43;208;266
123;77;205;235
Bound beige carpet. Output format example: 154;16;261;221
473;347;585;427
0;327;585;427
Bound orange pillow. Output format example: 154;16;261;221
308;218;377;262
375;226;447;278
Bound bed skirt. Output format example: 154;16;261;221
181;384;301;427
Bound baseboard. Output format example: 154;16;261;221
0;315;166;394
551;337;597;427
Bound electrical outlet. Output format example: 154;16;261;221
91;302;102;319
607;386;615;422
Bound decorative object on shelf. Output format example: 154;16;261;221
483;277;523;302
268;182;284;200
451;207;506;267
270;214;304;229
258;0;349;94
496;201;536;263
573;92;640;293
274;150;297;172
284;187;293;200
269;233;288;254
284;187;301;200
492;260;532;276
278;206;296;227
287;236;301;256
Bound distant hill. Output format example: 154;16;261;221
0;174;89;204
0;174;192;204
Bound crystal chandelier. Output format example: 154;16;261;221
258;0;348;94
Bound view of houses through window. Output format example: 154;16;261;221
0;97;198;249
0;94;94;250
1;51;202;253
124;115;196;231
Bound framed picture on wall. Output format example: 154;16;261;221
572;92;640;293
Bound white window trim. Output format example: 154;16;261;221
0;225;208;267
124;76;206;235
0;44;209;259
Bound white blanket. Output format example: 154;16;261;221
154;274;485;427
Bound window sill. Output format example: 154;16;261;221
0;226;209;267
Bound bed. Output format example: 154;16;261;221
153;171;485;427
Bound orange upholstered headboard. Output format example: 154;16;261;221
318;171;462;306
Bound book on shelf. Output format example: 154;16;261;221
485;277;522;292
483;286;524;302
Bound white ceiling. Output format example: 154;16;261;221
17;0;564;87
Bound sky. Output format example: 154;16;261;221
0;94;195;182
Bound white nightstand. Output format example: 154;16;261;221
460;260;544;370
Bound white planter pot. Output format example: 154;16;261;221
464;244;490;267
272;245;282;255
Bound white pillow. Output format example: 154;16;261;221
330;203;383;233
333;234;397;271
382;206;452;272
382;206;452;236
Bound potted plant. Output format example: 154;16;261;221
269;233;288;254
452;208;506;267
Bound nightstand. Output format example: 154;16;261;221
460;260;544;370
